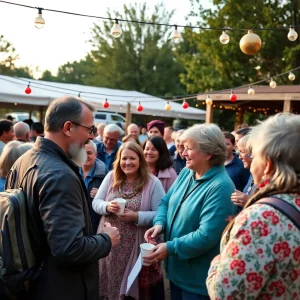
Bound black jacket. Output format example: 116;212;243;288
82;158;108;234
6;137;111;300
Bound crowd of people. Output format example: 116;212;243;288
0;96;299;300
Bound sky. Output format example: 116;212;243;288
0;0;210;77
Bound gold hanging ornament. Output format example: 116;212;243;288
239;30;262;55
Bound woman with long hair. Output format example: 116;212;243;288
207;113;300;299
143;136;177;193
92;142;165;300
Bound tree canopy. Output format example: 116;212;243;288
175;0;300;94
40;3;186;97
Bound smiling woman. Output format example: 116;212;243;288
92;141;166;299
144;123;236;299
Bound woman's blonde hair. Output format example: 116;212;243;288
113;141;149;193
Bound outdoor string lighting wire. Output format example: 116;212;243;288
0;0;299;32
0;66;299;103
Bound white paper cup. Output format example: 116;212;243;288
140;243;155;266
114;198;126;215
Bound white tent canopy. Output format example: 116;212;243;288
0;75;206;121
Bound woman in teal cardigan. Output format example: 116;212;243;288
144;123;236;300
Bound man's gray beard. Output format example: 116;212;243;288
68;143;87;167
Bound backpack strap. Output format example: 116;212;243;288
256;197;300;230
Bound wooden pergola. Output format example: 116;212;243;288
196;85;300;124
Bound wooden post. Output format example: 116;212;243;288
283;99;291;112
205;104;213;123
125;102;132;130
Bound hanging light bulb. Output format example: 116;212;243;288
230;90;237;102
119;105;123;110
103;98;110;108
171;25;181;43
136;102;143;112
111;19;122;38
165;101;172;111
182;99;189;109
239;30;262;55
269;78;277;88
287;26;298;41
25;83;31;94
34;8;45;29
288;72;296;81
205;95;213;105
248;86;255;95
219;31;230;44
77;92;82;100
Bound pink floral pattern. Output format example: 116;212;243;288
207;193;300;299
99;183;142;300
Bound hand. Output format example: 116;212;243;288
231;190;249;207
144;225;162;245
100;222;120;248
90;188;98;198
106;201;121;214
143;243;168;265
117;208;138;223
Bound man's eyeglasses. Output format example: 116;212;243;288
70;121;95;134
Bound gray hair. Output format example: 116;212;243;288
174;129;185;141
13;122;30;138
180;123;226;166
237;134;252;153
88;140;97;152
249;113;300;191
45;96;94;132
104;124;123;136
0;141;22;177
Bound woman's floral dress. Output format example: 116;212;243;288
99;183;142;300
207;193;300;299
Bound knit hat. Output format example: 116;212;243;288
147;120;166;136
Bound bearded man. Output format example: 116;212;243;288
5;96;120;300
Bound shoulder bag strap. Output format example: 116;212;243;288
257;197;300;230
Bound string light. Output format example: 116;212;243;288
34;7;45;29
111;19;122;38
269;78;277;88
136;102;143;111
103;98;109;108
182;99;189;109
288;72;296;81
165;101;171;111
24;83;31;94
230;90;237;102
1;1;300;43
171;25;181;43
248;86;255;95
219;31;230;44
287;26;298;41
206;95;213;105
239;30;262;55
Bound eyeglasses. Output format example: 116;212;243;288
70;121;95;134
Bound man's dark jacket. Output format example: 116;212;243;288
84;158;108;234
6;137;111;300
